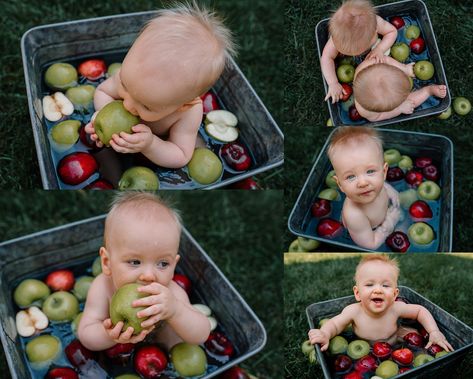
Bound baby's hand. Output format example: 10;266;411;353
103;318;152;344
110;124;154;154
399;99;415;114
426;330;454;352
325;82;344;104
308;328;330;351
366;48;384;63
133;283;178;329
84;111;104;148
405;62;416;78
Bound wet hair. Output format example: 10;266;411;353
329;0;377;56
354;254;400;282
354;63;412;112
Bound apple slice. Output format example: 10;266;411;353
192;303;212;317
16;306;49;337
205;110;239;142
43;92;74;122
208;316;217;331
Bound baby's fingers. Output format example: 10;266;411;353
440;340;454;352
320;342;329;351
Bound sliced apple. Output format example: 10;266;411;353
16;306;49;337
208;316;217;331
205;110;238;127
43;92;74;122
192;303;212;317
204;110;239;142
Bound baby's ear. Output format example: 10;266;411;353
383;162;388;179
333;175;343;191
353;285;361;301
174;254;181;265
99;247;112;276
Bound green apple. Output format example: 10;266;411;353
384;149;402;166
399;189;418;209
347;339;370;359
338;56;355;66
398;155;413;171
115;375;140;379
336;64;355;83
51;119;81;145
405;25;421;40
318;188;338;201
65;85;95;109
408;222;435;245
42;291;80;322
26;334;61;364
438;106;452;120
408;75;414;90
418;180;441;200
414;60;435;81
92;256;102;276
413;353;434;367
170;343;207;377
73;276;94;301
110;283;148;334
119;166;159;190
94;100;140;146
288;239;304;252
308;349;317;364
298;237;320;251
453;97;471;116
44;63;78;91
301;340;315;356
326;118;333;127
375;360;399;378
325;170;338;189
435;351;449;358
71;312;83;337
390;42;410;62
318;318;330;328
107;63;122;77
328;335;348;355
14;279;51;308
187;148;223;185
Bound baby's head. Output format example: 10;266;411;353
354;63;411;112
328;126;387;204
119;1;237;121
353;254;400;313
100;192;182;290
329;0;377;56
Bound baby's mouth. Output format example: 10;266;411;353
371;297;384;305
360;190;373;196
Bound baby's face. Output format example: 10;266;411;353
353;260;399;315
101;209;180;290
332;139;388;204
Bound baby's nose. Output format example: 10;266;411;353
138;268;157;284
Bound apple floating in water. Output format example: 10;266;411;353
110;283;148;334
26;334;61;367
422;164;440;182
417;180;441;201
311;198;331;218
408;222;435;245
390;16;405;29
14;278;51;308
45;269;75;292
375;360;399;378
405;169;423;187
42;291;80;322
118;166;160;190
65;339;95;367
404;25;421;40
347;339;370;360
57;152;98;185
317;218;342;238
390;42;410;62
85;179;114;190
334;354;353;373
205;331;235;356
51;120;81;145
414;60;435;81
44;62;78;91
221;142;251;171
412;353;434;367
415;157;433;169
372;341;392;360
73;276;94;302
45;367;79;379
172;273;192;295
133;345;168;378
385;231;410;253
188;148;223;185
410;37;426;54
354;354;377;373
386;167;404;182
403;332;424;347
171;343;207;377
348;105;363;121
65;85;95;110
78;59;106;80
409;200;433;219
340;83;353;102
200;92;220;114
336;64;355;83
392;347;414;366
204;110;239;142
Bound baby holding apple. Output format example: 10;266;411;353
321;0;397;103
308;254;453;352
78;192;211;351
328;126;400;250
85;2;236;168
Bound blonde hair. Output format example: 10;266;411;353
329;0;377;56
137;1;237;98
354;63;411;112
354;254;400;282
327;126;383;163
104;192;182;248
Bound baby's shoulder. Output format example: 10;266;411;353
88;273;114;300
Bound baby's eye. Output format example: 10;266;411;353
128;260;141;266
366;283;373;287
367;169;376;175
346;175;356;181
383;284;391;288
157;261;170;269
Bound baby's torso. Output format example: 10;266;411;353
352;305;399;344
356;187;389;228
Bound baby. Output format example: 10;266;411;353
321;0;397;103
353;56;447;122
78;192;211;351
85;2;236;168
308;254;453;352
328;126;400;250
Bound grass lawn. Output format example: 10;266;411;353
0;190;283;379
284;0;473;250
284;253;473;378
0;0;284;189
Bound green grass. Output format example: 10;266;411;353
284;0;473;250
284;253;473;378
0;0;284;189
0;190;283;379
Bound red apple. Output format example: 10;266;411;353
65;339;95;367
133;345;168;378
399;367;411;373
317;218;343;238
45;269;75;291
172;273;192;295
230;177;261;190
200;92;219;114
410;37;426;54
79;126;100;150
311;198;332;218
390;16;405;29
104;343;135;359
45;367;79;379
205;331;235;356
422;164;440;182
403;332;424;347
58;152;98;185
386;167;405;182
419;327;429;340
85;179;114;190
372;341;392;360
405;169;423;187
343;371;363;379
427;344;444;356
354;354;377;373
386;231;410;253
348;105;363;121
221;143;252;171
334;354;353;372
78;59;106;80
415;157;433;169
409;200;433;219
218;366;250;379
341;83;353;102
392;348;414;365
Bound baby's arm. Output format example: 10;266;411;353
395;302;454;352
93;73;121;111
380;56;415;77
356;99;415;122
320;38;344;103
134;281;211;345
308;304;356;350
366;16;397;62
